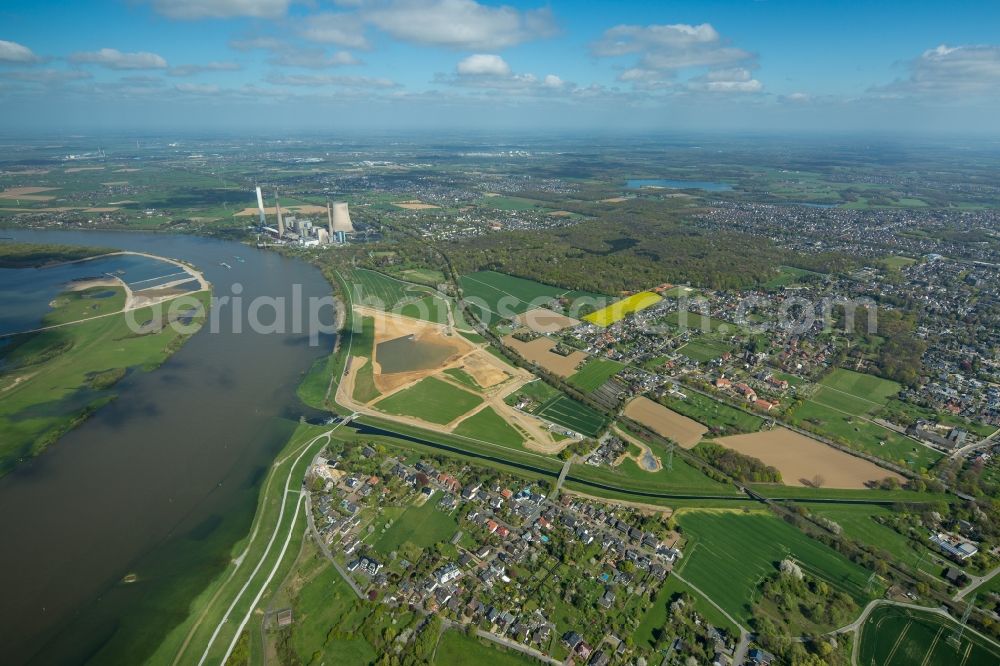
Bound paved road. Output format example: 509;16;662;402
950;427;1000;461
955;564;1000;601
304;492;364;600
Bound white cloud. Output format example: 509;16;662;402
875;44;1000;97
594;22;760;93
456;54;510;76
70;48;168;70
269;49;360;68
0;69;91;83
150;0;290;20
543;74;563;88
0;39;42;64
266;73;398;88
364;0;555;50
299;13;370;49
175;82;221;94
784;92;811;103
229;36;284;52
168;61;242;76
592;23;721;58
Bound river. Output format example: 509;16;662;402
0;229;334;664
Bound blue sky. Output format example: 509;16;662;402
1;0;999;133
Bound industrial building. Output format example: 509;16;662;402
254;186;353;246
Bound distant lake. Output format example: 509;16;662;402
625;178;733;192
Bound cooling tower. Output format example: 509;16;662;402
255;186;266;227
331;202;354;233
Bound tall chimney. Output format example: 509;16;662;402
275;190;284;237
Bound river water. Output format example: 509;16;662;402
0;229;335;664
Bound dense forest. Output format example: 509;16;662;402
442;201;852;294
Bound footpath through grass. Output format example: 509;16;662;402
675;510;874;628
146;422;331;666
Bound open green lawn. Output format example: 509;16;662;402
789;400;941;471
533;394;607;437
819;368;901;409
675;510;874;627
348;269;449;323
374;376;483;424
662;311;733;333
659;391;763;434
882;255;917;270
43;285;127;325
677;339;732;363
0;291;209;476
350;316;381;404
290;560;376;665
808;506;947;576
636;575;739;648
858;605;1000;666
570;449;737;496
434;630;539;666
762;265;824;290
566;357;626;392
453;406;525;449
372;498;458;556
442;367;482;390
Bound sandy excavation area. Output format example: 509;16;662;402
357;307;473;393
234;204;329;216
340;307;569;454
714;427;906;489
515;307;581;334
624;397;708;448
502;333;588;377
0;186;59;201
393;200;440;210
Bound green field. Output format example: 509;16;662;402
677;339;732;363
533;394;607;437
43;285;128;325
434;630;539;666
636;575;739;648
478;195;552;212
659;391;763;434
453;406;526;449
566;357;626;392
442;367;482;390
459;270;567;320
662;311;733;333
350;315;381;404
762;265;824;290
349;269;449;323
372;498;459;556
819;368;901;409
789;400;941;471
374;376;483;425
808;506;947;576
858;605;1000;666
571;449;736;496
0;291;209;476
675;510;874;627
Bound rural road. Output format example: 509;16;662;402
955;564;1000;601
185;416;355;666
304;491;364;600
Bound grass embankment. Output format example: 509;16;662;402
0;289;210;476
146;422;330;665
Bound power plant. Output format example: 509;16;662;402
253;188;352;247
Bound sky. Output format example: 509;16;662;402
1;0;999;134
